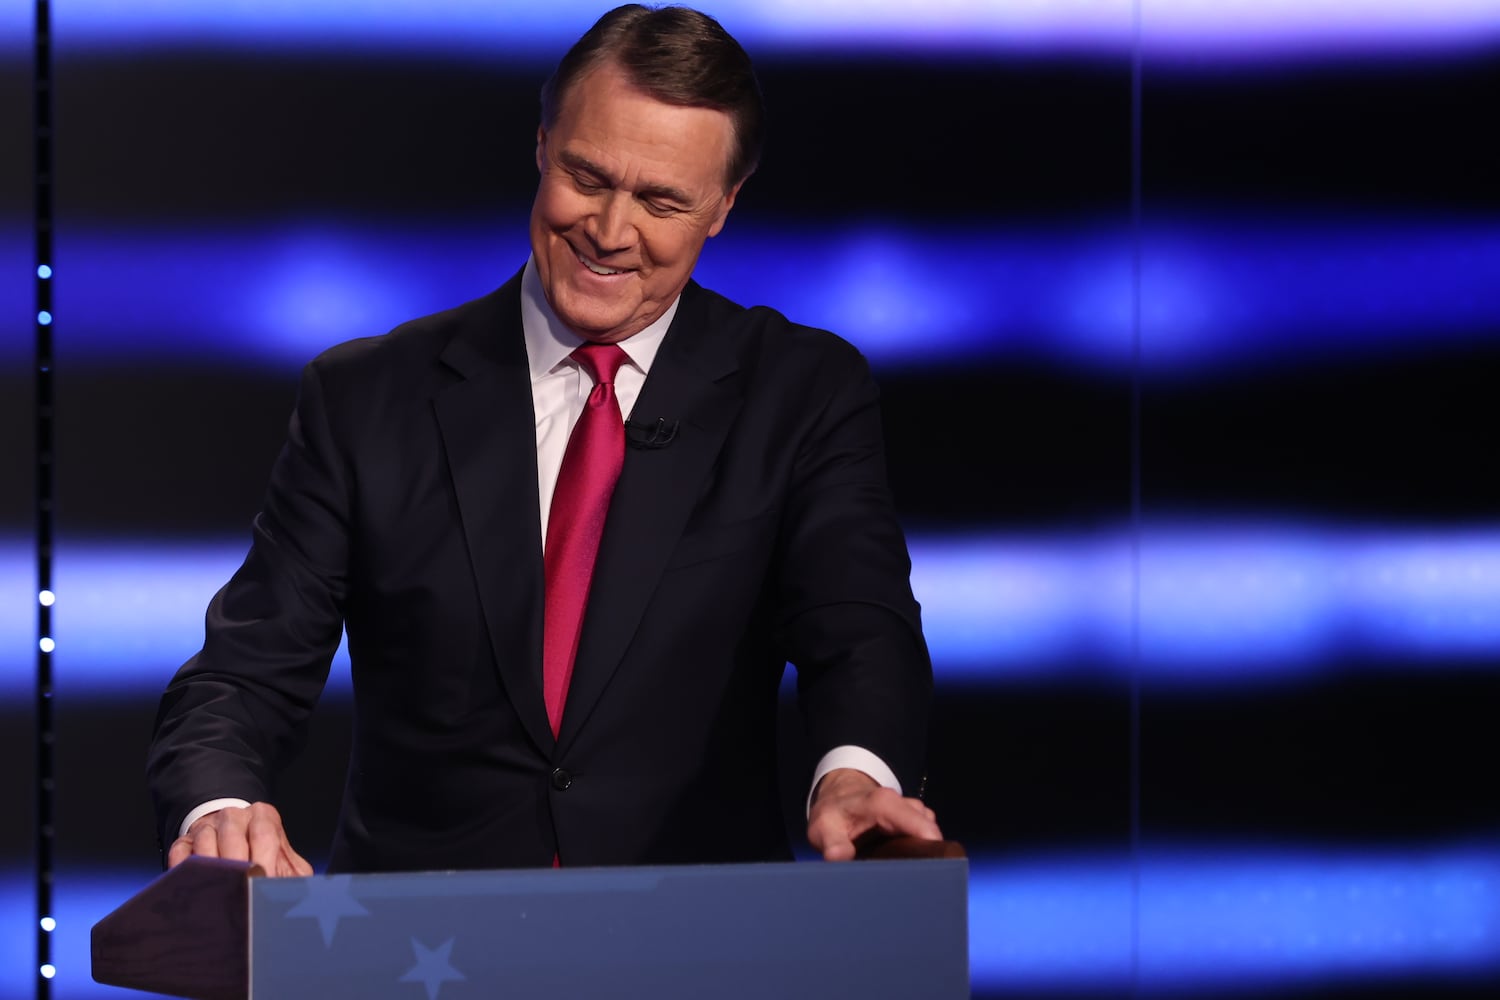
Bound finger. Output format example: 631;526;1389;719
246;805;289;875
196;820;227;862
166;835;197;868
211;812;252;863
897;796;941;832
901;796;937;821
282;845;315;878
806;810;865;862
873;798;943;840
810;825;858;862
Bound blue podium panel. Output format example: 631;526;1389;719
249;859;968;999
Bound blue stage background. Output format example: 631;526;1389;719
1;2;1497;998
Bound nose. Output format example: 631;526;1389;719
586;191;638;256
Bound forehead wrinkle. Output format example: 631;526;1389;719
556;148;694;206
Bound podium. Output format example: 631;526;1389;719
92;845;969;999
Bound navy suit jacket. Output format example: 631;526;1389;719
148;270;932;872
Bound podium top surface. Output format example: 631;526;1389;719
97;856;969;1000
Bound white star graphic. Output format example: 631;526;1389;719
400;937;466;1000
283;874;370;948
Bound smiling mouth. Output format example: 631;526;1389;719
576;249;629;276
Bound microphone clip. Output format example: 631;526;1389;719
625;417;679;450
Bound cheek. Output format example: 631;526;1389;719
535;181;585;230
642;224;696;267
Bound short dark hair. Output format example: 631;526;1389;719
540;4;765;190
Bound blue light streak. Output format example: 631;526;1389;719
0;217;1495;374
1134;844;1500;989
969;843;1500;990
1;523;1497;698
1;2;1496;59
5;842;1496;997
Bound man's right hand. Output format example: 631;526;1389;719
167;802;313;877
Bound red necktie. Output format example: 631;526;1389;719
543;343;629;739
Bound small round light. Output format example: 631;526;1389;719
39;590;56;607
40;917;55;932
40;965;56;979
39;637;55;653
38;264;53;279
38;311;53;325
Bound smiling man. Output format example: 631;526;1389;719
531;59;740;344
148;3;941;876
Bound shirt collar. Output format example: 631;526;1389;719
520;255;676;382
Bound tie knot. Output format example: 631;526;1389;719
571;343;629;386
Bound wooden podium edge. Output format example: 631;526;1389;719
92;857;263;1000
855;835;967;861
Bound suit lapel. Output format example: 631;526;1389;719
557;284;744;750
433;276;556;754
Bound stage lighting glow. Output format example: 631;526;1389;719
0;540;353;700
6;842;1496;997
917;524;1500;676
1;524;1497;699
0;217;1495;374
0;1;1495;59
970;843;1500;989
1133;844;1500;987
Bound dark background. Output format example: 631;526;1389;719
1;6;1497;999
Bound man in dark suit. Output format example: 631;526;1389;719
148;3;941;876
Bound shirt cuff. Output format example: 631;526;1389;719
179;798;253;839
806;745;902;818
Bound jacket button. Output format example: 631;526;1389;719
550;768;572;791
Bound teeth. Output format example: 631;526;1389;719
578;252;624;276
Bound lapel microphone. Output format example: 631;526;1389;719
624;417;679;450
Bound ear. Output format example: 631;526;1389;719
535;126;547;174
707;180;744;238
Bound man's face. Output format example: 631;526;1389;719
530;61;741;344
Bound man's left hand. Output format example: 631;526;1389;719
806;767;943;862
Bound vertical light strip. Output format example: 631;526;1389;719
1128;0;1145;991
33;1;55;996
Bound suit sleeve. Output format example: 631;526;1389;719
145;361;351;852
772;349;933;798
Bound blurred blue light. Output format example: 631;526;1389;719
970;843;1500;989
968;853;1134;987
0;539;352;700
0;1;1495;59
5;843;1496;998
38;265;52;280
0;217;1495;374
917;524;1500;676
1;523;1497;698
38;310;52;325
1134;844;1500;989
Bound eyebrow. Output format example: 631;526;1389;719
558;150;693;206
